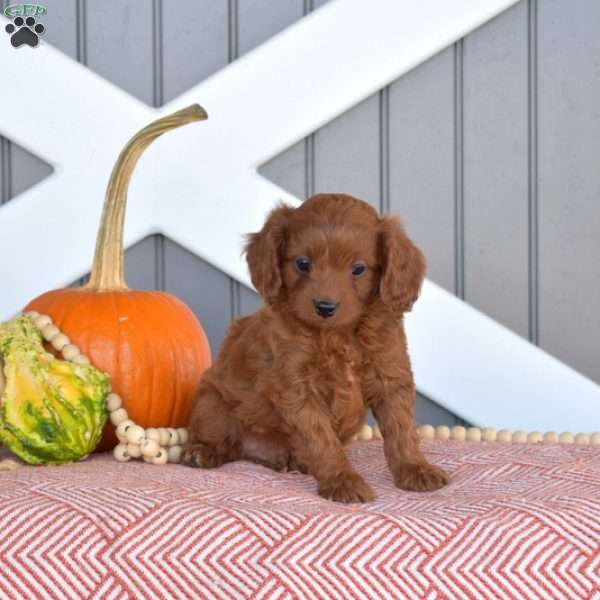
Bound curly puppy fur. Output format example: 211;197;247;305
182;193;449;502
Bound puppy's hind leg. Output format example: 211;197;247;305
181;381;242;469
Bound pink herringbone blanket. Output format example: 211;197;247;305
1;440;599;600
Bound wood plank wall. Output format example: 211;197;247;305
2;0;599;426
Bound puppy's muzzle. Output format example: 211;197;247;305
313;298;339;319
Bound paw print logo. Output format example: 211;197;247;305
5;16;45;48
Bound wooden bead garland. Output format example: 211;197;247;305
22;311;189;465
17;311;600;470
352;421;600;445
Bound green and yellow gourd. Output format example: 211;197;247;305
0;315;109;465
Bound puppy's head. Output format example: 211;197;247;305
244;193;425;328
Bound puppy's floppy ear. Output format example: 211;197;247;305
244;203;293;303
378;216;426;313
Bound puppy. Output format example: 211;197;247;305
181;193;449;502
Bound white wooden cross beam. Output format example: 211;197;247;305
1;0;599;430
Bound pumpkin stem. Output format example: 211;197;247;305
85;104;208;291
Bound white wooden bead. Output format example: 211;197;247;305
158;428;171;446
24;310;40;319
146;428;161;443
41;324;60;341
51;333;70;351
126;425;145;445
527;431;543;443
559;432;574;444
106;393;123;412
72;355;90;365
141;438;160;457
116;419;134;442
166;428;179;446
34;315;52;329
62;344;81;361
544;431;559;444
420;425;435;440
497;430;512;443
451;426;466;441
482;427;497;442
127;443;142;458
152;450;168;465
591;433;600;445
111;409;130;427
176;428;189;445
113;444;130;462
466;427;482;442
143;455;153;463
436;425;450;441
167;446;182;463
512;431;528;444
575;433;590;445
372;424;383;440
358;424;373;441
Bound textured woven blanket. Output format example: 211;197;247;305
1;440;599;600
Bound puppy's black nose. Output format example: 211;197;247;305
313;298;338;318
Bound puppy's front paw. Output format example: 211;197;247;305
180;443;226;469
318;471;376;503
393;462;449;492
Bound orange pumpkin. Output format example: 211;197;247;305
25;105;211;452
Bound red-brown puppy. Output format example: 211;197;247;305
181;193;449;502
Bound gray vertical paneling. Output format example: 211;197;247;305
124;236;160;290
237;0;304;56
5;0;599;424
161;0;229;103
537;0;600;383
239;286;263;317
415;395;469;427
257;0;325;202
161;0;232;350
0;137;11;205
152;0;163;107
1;1;59;205
163;239;232;357
0;0;8;204
454;41;465;299
388;47;464;426
462;1;529;337
258;142;306;200
0;137;52;204
74;235;159;290
9;145;53;199
85;0;155;104
313;97;381;210
36;0;78;57
84;0;158;289
379;88;390;214
233;0;306;331
388;48;456;292
1;6;9;205
527;0;539;345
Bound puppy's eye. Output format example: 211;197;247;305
351;262;367;278
295;256;312;273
